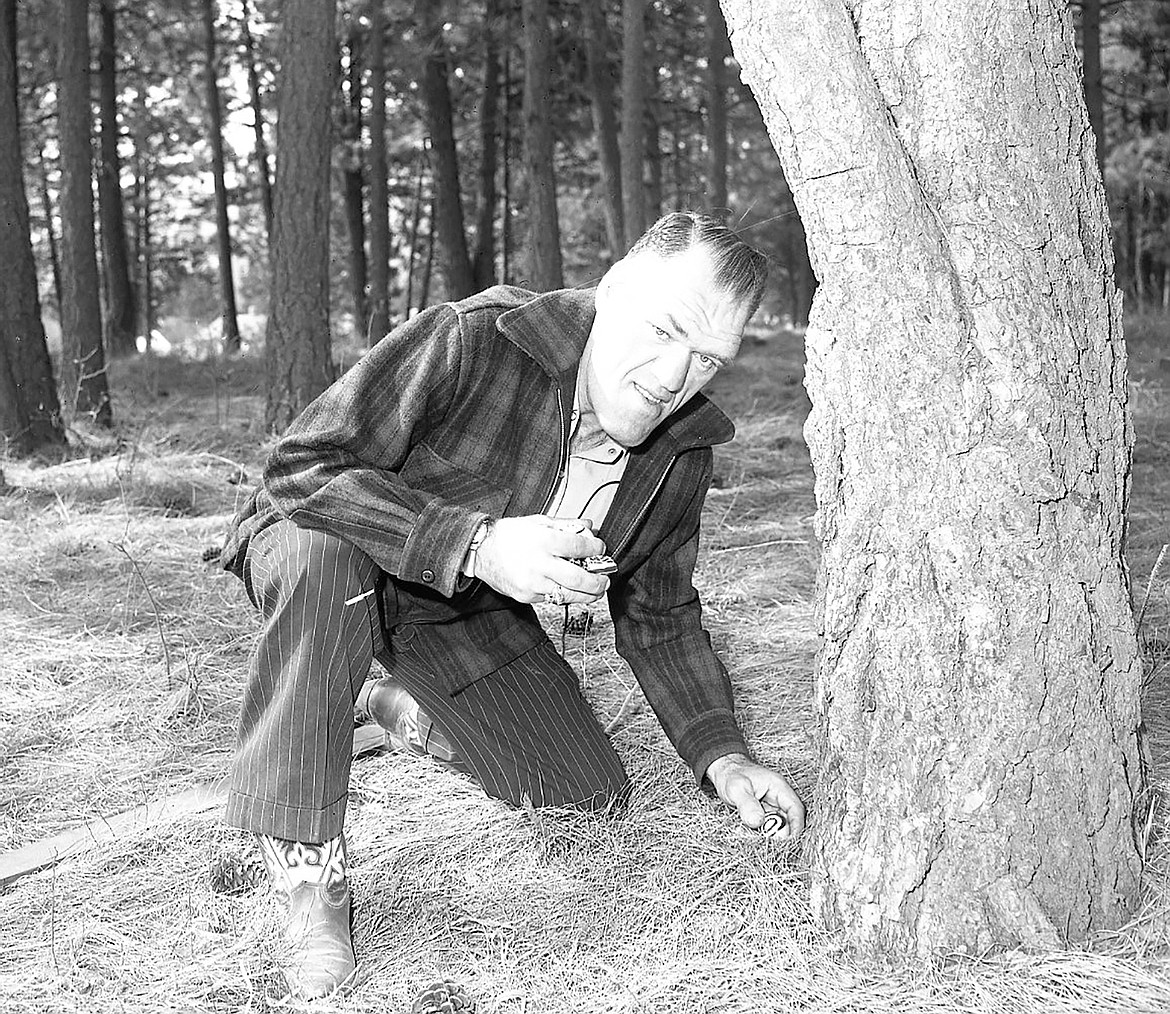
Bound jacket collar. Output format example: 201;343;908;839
496;286;736;450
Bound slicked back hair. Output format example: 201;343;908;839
626;211;769;318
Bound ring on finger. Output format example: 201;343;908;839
547;584;568;606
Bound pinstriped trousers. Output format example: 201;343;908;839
225;520;631;843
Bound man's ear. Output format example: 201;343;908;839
595;258;628;311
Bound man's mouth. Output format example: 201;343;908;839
632;382;667;408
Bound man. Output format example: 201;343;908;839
220;212;806;999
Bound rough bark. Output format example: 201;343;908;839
1080;0;1105;184
240;0;274;244
57;0;112;426
202;0;240;352
340;20;369;338
619;0;646;248
582;0;624;257
265;0;336;432
723;0;1142;956
417;0;474;299
521;0;562;290
1;0;66;455
368;0;391;341
470;0;502;292
704;0;729;212
96;0;136;357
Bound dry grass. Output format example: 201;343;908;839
0;326;1169;1013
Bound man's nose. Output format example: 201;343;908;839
655;346;691;394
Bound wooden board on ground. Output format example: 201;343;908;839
0;724;388;888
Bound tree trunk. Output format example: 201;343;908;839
501;43;512;285
470;0;502;292
39;145;63;320
202;0;240;352
419;189;435;308
135;89;156;347
96;0;136;357
417;0;474;299
58;0;112;426
265;0;336;432
521;0;562;290
723;0;1142;956
620;0;646;248
404;150;426;317
582;0;624;258
1080;0;1105;184
644;60;662;221
340;19;369;339
1;0;66;455
240;0;274;244
368;0;391;341
704;0;729;212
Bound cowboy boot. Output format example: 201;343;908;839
356;678;460;763
257;833;356;999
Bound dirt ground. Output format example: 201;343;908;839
0;316;1168;1013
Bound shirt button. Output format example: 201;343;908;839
421;569;436;583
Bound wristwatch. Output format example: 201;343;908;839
463;519;492;578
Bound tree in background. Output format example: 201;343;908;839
366;1;392;342
202;0;240;352
620;0;646;248
417;0;473;299
1;0;65;455
724;0;1142;955
469;0;502;292
582;0;624;259
703;0;729;211
57;0;112;426
521;0;562;289
265;0;336;431
96;0;136;357
239;0;274;244
339;15;368;335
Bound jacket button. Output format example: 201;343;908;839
421;569;435;583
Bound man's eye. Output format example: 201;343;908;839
696;353;718;370
652;325;669;338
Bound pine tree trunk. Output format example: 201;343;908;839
417;0;474;299
704;0;729;212
202;0;240;352
57;0;112;426
368;0;391;341
38;145;63;320
134;91;156;347
521;0;562;290
96;0;136;357
582;0;624;258
643;58;662;222
619;0;646;248
265;0;336;432
1080;0;1105;184
340;20;368;339
239;0;273;245
470;0;502;292
723;0;1143;956
1;0;66;455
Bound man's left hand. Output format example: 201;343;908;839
705;752;805;841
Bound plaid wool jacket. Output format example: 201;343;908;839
222;285;749;781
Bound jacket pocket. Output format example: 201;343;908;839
398;442;513;518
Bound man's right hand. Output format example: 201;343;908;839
472;516;611;605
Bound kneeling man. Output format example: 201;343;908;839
220;212;806;998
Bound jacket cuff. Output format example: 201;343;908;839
676;711;750;785
398;501;489;597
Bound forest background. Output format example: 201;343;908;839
3;0;1170;1012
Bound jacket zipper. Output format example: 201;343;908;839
610;454;677;559
539;386;569;515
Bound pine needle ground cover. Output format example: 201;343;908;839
1;323;1168;1013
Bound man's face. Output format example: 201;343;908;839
581;245;753;448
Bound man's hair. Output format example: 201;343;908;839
626;211;769;318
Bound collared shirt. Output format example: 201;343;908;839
545;397;628;530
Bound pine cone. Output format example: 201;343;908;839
410;980;476;1014
209;851;265;896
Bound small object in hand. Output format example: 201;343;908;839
201;544;223;563
760;811;788;837
411;980;476;1014
578;554;617;574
